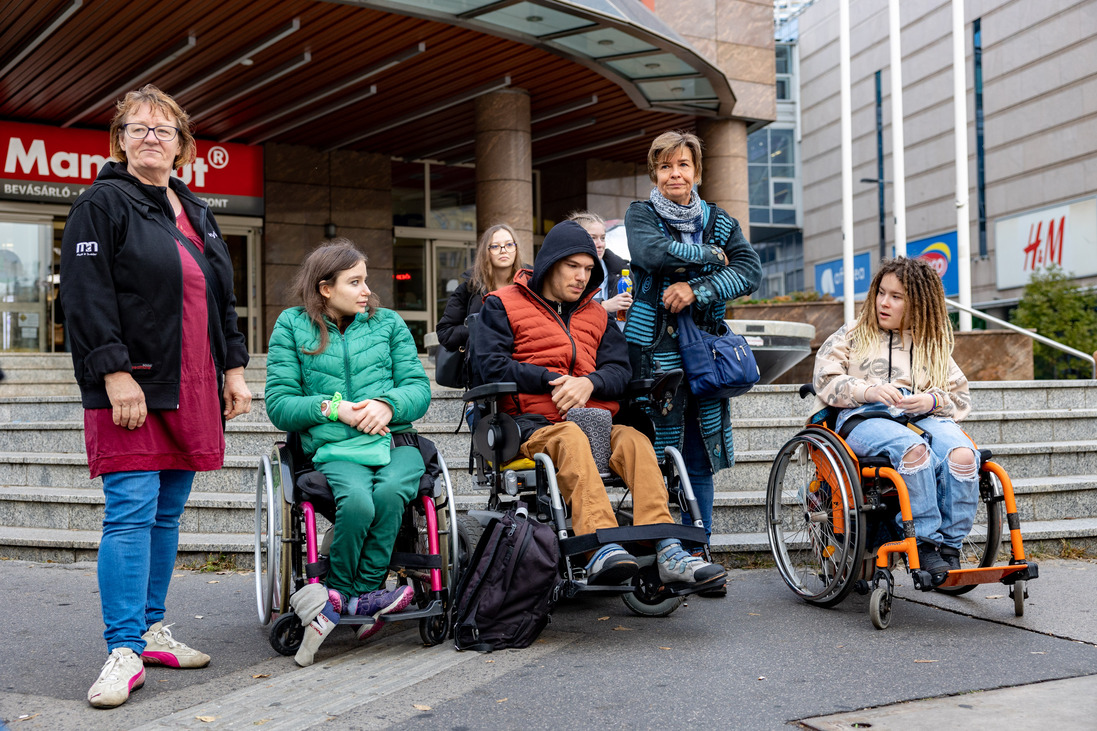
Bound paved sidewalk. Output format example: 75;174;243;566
1;557;1096;729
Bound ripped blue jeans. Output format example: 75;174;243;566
843;415;980;549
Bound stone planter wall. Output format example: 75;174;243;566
726;301;1034;384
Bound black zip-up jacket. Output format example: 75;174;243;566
60;161;249;410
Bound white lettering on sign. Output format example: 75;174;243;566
198;196;228;208
5;137;109;180
175;157;208;188
995;196;1097;289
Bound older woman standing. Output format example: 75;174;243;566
60;85;251;708
624;131;761;582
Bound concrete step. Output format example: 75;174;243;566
0;452;261;492
0;524;255;566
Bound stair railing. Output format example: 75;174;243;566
945;298;1097;379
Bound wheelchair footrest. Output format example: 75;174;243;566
337;599;445;624
559;524;708;558
935;562;1035;589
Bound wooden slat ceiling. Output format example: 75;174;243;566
1;0;695;165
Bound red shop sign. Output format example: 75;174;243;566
1;120;263;216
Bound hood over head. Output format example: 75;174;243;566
529;220;603;300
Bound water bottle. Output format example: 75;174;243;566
616;269;632;322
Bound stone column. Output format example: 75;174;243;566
697;118;750;240
475;89;533;264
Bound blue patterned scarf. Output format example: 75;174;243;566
649;186;705;233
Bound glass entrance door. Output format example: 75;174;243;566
392;232;475;352
0;220;50;352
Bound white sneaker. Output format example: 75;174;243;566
88;648;145;708
141;622;211;668
295;612;337;667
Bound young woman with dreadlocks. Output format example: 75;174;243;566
812;257;976;582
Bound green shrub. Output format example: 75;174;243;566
1012;267;1097;379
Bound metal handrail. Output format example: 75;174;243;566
945;298;1097;379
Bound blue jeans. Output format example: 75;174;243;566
844;416;979;549
99;470;195;653
680;417;714;539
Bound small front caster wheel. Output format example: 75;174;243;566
1012;579;1026;617
869;587;892;630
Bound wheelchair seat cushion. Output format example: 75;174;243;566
566;407;612;475
295;471;338;523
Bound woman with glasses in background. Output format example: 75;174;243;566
436;223;524;389
61;84;251;708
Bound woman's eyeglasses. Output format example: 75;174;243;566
123;124;180;141
488;242;517;252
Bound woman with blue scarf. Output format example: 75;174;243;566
623;131;761;594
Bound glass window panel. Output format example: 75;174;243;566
636;77;716;102
775;44;790;74
772;180;794;206
749;165;770;206
476;2;592;36
776;77;790;100
772;164;795;179
605;52;693;78
770;128;794;165
392;239;427;312
428;164;476;230
392;161;426;227
749;207;770;224
772;208;797;226
554;28;656;58
748;131;768;163
384;0;498;12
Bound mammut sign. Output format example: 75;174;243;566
1;120;263;216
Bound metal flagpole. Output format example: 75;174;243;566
840;0;855;323
952;0;972;330
888;0;907;257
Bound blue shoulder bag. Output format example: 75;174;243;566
676;306;760;399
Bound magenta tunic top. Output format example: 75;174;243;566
83;211;225;478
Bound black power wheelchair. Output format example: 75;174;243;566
254;432;477;652
765;385;1038;629
460;368;726;618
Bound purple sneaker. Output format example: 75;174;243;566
352;585;414;618
354;617;385;641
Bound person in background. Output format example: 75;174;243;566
265;240;431;667
568;211;632;323
813;257;977;581
60;84;251;708
624;130;761;597
436;223;524;379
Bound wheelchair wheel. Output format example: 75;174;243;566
254;453;280;625
869;586;892;630
621;565;685;618
766;428;865;608
456;515;484;576
269;612;304;656
934;469;1004;596
1012;579;1026;617
419;614;448;646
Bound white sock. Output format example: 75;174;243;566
294;612;336;667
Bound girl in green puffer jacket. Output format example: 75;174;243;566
265;240;431;665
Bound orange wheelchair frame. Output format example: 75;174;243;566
765;387;1038;629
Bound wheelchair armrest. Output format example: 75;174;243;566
463;382;518;403
799;383;817;399
624;378;655;398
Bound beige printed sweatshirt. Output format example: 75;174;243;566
812;324;972;421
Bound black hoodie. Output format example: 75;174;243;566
474;220;631;401
60;161;249;410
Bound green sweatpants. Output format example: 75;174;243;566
316;445;425;596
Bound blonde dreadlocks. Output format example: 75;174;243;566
850;257;954;391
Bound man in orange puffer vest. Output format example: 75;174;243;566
476;221;726;588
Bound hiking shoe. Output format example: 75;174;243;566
917;542;951;578
939;545;962;572
354;617;385;641
656;541;727;586
140;623;210;669
352;585;414;618
295;612;337;667
585;543;640;585
88;648;145;708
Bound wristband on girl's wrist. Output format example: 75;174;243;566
326;392;342;421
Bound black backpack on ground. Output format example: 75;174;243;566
453;511;563;652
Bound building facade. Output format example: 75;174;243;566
0;0;775;354
796;0;1097;313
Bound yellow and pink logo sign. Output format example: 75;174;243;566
907;232;958;296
